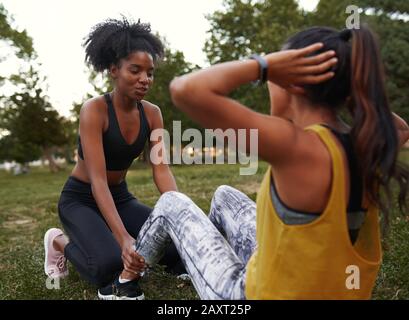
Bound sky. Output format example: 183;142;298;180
1;0;319;117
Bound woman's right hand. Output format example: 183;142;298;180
120;234;146;275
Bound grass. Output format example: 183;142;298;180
0;158;408;300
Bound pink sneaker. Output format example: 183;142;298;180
44;228;68;279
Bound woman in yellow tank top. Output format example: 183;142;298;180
131;26;409;299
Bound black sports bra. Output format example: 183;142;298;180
77;93;151;171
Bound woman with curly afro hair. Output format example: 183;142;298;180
43;17;185;300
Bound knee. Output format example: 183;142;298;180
212;185;236;206
155;191;194;216
159;191;191;203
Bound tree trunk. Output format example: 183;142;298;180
63;146;75;165
43;147;61;173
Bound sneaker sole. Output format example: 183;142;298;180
44;228;54;276
44;228;68;279
177;273;191;281
97;291;145;301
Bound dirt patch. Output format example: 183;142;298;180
2;216;37;230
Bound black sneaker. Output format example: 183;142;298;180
98;276;145;300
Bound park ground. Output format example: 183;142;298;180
0;157;408;300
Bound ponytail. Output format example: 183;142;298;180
349;26;409;229
285;25;409;231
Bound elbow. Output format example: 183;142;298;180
169;76;191;109
399;130;409;148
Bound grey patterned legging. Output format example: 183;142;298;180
135;185;257;300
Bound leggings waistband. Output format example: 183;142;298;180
61;176;134;203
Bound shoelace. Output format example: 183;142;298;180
56;255;67;272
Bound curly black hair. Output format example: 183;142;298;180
83;16;164;72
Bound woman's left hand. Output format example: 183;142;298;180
265;43;338;94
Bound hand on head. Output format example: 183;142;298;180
265;43;338;95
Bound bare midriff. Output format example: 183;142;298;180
70;158;128;186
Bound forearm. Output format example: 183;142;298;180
153;166;178;194
170;59;259;108
171;44;336;117
91;182;129;244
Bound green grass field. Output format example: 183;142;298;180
0;159;408;300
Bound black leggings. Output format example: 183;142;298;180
58;176;185;288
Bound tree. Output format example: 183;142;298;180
0;4;70;172
0;68;68;172
145;46;199;135
0;134;42;166
0;4;34;60
205;0;304;64
0;4;35;87
58;117;78;165
204;0;306;115
0;4;39;167
204;0;409;121
359;0;409;15
308;0;409;121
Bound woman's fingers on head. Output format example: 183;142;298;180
300;72;335;84
299;58;338;75
295;42;324;57
298;50;336;66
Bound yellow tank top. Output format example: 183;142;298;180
245;125;382;299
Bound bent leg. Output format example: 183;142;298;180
135;192;246;300
208;185;257;264
117;198;186;274
58;198;122;287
